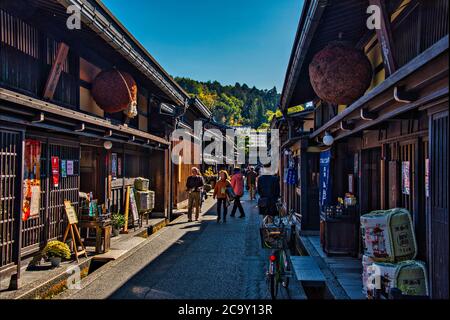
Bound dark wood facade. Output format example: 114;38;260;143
279;0;448;298
0;0;209;288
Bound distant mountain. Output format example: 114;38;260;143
174;77;280;129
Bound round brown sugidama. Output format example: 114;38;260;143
309;42;373;105
91;69;137;113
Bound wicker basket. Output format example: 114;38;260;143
134;177;149;191
260;225;286;249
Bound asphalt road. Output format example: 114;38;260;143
61;192;303;299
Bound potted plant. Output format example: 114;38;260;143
42;240;71;268
111;213;125;236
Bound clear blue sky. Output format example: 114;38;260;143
101;0;304;91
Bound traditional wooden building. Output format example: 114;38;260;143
171;98;212;209
0;0;203;288
279;0;448;298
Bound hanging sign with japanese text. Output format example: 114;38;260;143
61;160;67;178
67;160;74;176
402;161;410;195
22;139;41;221
319;149;331;209
111;153;118;179
51;156;60;188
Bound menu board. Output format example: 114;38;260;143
64;200;78;224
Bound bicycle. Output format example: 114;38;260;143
260;202;302;300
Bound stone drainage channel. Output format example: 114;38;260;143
291;235;334;300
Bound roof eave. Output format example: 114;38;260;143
279;0;328;111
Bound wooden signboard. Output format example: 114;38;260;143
123;186;138;233
63;200;87;262
64;200;78;224
129;188;139;225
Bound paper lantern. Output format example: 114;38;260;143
323;132;334;146
91;69;137;114
309;42;373;105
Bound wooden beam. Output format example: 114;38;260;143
370;0;397;75
310;36;448;139
334;87;448;142
43;42;69;100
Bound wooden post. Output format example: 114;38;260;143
10;130;25;290
43;42;69;100
380;144;387;210
123;186;130;234
369;0;397;76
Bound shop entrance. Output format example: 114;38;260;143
80;145;105;202
360;147;381;214
20;135;80;257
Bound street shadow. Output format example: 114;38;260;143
107;197;260;300
108;217;215;299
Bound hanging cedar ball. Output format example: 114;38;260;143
309;42;373;105
91;69;137;114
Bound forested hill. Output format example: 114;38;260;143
174;77;280;129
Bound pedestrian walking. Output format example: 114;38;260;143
186;167;204;222
246;166;258;200
230;167;246;218
213;170;231;223
256;163;280;216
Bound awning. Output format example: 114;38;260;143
0;87;170;146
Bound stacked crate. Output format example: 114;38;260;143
134;178;155;213
360;208;429;298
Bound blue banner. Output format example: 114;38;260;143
319;149;331;209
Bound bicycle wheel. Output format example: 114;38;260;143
269;273;279;299
280;250;290;289
267;255;280;300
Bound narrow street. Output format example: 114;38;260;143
58;193;302;300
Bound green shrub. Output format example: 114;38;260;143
112;213;125;229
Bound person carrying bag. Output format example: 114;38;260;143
213;170;232;223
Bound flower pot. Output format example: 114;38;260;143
113;228;120;237
50;256;62;268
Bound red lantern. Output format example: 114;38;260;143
309;42;373;105
91;69;138;114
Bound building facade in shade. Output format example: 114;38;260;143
277;0;448;298
0;0;213;288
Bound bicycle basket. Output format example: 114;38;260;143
260;225;286;249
